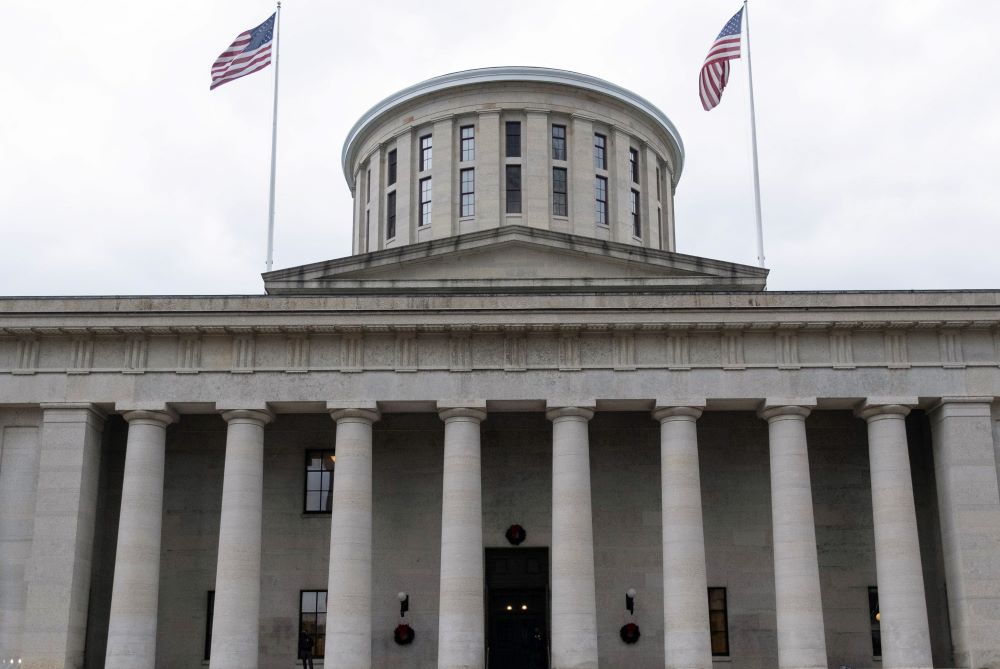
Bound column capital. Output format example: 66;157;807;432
855;399;914;422
122;408;179;427
438;407;487;423
220;409;275;426
928;396;994;421
545;406;595;422
652;404;704;422
328;407;381;424
39;402;108;424
758;400;814;422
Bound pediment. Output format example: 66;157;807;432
263;226;767;294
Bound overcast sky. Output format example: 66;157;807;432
2;1;997;295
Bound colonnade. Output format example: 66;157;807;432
6;397;999;669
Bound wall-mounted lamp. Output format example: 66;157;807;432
398;591;409;618
625;588;637;615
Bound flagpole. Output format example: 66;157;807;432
743;0;765;269
265;1;281;272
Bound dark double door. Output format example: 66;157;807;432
485;548;549;669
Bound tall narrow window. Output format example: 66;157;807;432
419;135;432;172
708;587;730;657
204;591;215;661
655;165;661;200
505;165;521;214
299;590;328;659
305;450;336;513
366;168;371;203
552;125;567;161
629;147;640;183
419;177;432;226
505;121;521;157
595;176;608;225
460;168;475;217
869;587;882;658
630;189;641;237
387;149;397;185
657;206;662;238
386;191;397;240
365;210;370;251
594;133;607;170
553;167;568;216
460;125;475;162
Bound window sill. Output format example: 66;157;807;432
459;216;475;222
712;656;732;663
553;215;569;221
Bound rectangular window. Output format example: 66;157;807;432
657;206;662;237
304;450;335;513
460;125;475;162
630;188;641;237
595;176;608;225
419;135;432;172
386;191;396;240
869;586;882;658
708;587;730;656
629;147;640;183
655;165;661;200
594;133;607;170
366;168;371;203
505;121;521;157
419;177;432;226
552;124;567;161
460;168;475;217
553;167;568;216
299;590;328;659
365;210;370;252
387;149;397;185
505;164;521;214
204;590;215;661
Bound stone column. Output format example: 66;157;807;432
326;404;380;669
546;405;598;669
856;401;932;669
523;110;550;229
758;402;827;669
929;398;1000;669
476;111;501;230
209;409;274;669
0;425;41;665
104;409;178;669
437;403;487;669
21;403;106;669
653;403;712;669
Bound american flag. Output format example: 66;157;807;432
210;14;275;91
699;8;743;111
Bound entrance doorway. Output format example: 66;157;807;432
485;547;549;669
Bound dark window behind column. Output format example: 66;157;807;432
629;147;640;183
300;590;328;659
708;587;729;656
304;450;335;513
506;165;521;214
419;135;432;171
204;590;215;660
460;168;475;217
630;189;641;237
460;125;475;162
387;149;397;185
386;191;396;239
505;121;521;157
595;176;608;225
553;167;568;216
869;586;882;657
552;124;567;160
594;133;607;170
419;177;432;226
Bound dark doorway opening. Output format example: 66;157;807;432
485;547;549;669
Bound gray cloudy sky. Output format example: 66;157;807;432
2;1;998;295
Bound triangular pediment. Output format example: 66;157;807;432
263;226;767;294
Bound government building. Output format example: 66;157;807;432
1;67;999;669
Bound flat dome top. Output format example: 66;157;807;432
341;66;685;185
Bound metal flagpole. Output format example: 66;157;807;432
265;1;281;272
743;0;766;268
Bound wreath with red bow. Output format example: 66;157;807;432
394;623;415;645
619;622;641;644
505;524;527;545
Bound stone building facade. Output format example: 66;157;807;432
1;68;999;669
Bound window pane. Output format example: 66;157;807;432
306;471;323;491
552;125;567;161
302;591;317;612
308;453;322;470
305;491;321;511
711;631;728;654
388;149;397;185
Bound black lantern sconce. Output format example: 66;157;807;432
394;591;415;645
619;588;641;644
